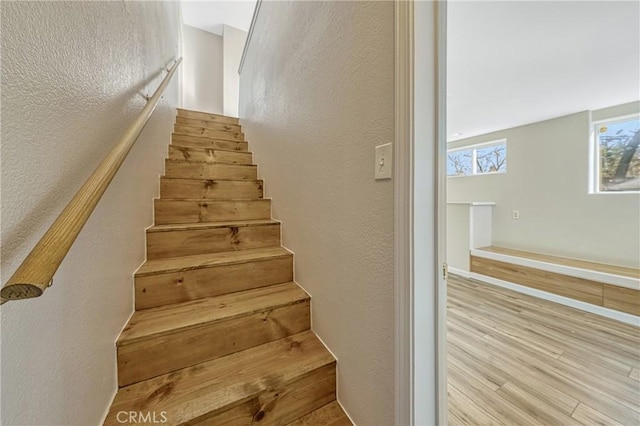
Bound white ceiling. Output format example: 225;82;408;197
181;0;256;36
448;1;640;141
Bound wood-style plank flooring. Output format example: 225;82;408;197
447;274;640;426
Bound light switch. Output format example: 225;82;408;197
512;210;520;220
375;143;392;180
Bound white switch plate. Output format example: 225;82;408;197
375;143;392;179
512;210;520;220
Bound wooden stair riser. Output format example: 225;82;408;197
165;161;257;181
146;223;281;259
176;116;242;133
135;255;294;310
194;364;337;426
154;199;271;225
172;134;248;151
168;146;253;165
177;108;240;125
117;300;311;387
175;124;244;142
160;178;263;200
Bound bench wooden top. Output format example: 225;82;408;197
476;246;639;279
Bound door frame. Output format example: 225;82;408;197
394;0;448;424
435;1;449;423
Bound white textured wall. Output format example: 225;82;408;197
447;205;471;272
223;25;247;117
238;1;395;424
182;24;223;113
0;2;180;424
448;102;640;268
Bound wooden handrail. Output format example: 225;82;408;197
238;0;262;75
1;57;183;303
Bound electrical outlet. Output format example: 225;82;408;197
512;210;520;220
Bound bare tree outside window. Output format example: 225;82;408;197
447;141;507;177
447;150;473;176
476;144;507;173
597;116;640;192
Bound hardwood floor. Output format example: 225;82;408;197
447;274;640;426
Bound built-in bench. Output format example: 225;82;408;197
470;246;640;317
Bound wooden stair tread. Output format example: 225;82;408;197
105;331;335;425
147;219;280;233
156;197;266;201
287;401;353;426
136;247;292;277
118;282;307;346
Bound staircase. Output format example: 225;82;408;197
104;109;351;426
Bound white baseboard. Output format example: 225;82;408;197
448;267;470;278
336;399;357;426
468;272;640;327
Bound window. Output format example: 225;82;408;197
593;115;640;193
447;140;507;177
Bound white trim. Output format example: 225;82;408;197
435;1;449;425
238;0;262;75
413;0;437;422
590;112;640;194
587;110;597;194
309;320;344;410
335;400;357;426
394;0;414;425
447;170;507;179
448;267;470;279
588;191;640;195
472;145;477;174
100;307;136;424
447;201;495;206
592;112;640;126
470;248;640;290
300;254;357;424
447;138;507;150
469;272;640;327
